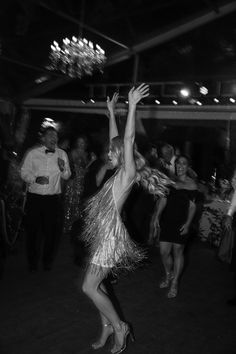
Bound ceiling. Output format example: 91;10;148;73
1;0;236;104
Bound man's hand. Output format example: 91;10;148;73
128;83;149;106
58;158;65;172
35;176;49;185
107;92;119;113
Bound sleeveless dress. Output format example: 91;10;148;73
159;187;197;245
82;170;146;274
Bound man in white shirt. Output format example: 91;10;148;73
21;127;71;272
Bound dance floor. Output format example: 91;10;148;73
0;236;235;354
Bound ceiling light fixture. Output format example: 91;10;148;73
180;88;190;98
196;100;202;106
199;86;208;95
47;37;106;79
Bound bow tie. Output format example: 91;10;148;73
45;149;55;154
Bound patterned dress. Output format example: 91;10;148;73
63;157;87;234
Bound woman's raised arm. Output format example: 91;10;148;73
107;92;119;141
123;84;149;177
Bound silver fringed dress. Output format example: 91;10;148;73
82;170;145;274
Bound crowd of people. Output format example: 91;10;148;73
1;84;236;353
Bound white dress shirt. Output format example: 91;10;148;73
21;145;71;195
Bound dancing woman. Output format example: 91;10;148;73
82;84;170;354
154;155;197;298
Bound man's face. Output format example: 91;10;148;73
42;130;58;150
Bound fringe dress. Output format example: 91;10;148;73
82;168;171;274
82;170;145;274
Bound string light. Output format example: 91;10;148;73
180;88;190;97
196;100;202;106
199;86;208;95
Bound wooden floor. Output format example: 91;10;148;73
0;237;235;354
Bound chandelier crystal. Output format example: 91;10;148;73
47;36;106;78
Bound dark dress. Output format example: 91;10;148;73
159;187;197;245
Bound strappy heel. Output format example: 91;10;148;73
91;323;114;350
159;272;174;288
167;280;178;298
111;321;135;354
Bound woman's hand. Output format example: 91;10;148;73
128;83;149;106
148;216;160;245
107;92;119;113
180;223;189;235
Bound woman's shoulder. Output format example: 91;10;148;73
182;176;197;190
175;177;197;190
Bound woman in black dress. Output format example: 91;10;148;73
153;155;197;298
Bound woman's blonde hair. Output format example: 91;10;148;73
111;136;171;197
134;150;171;197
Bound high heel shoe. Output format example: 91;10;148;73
91;323;114;350
167;280;178;298
111;321;135;354
159;272;174;288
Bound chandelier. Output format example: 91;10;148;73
47;36;106;78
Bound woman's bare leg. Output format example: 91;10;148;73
167;243;185;298
159;241;173;275
172;243;185;283
82;265;128;350
82;265;121;327
90;282;114;349
99;282;110;324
